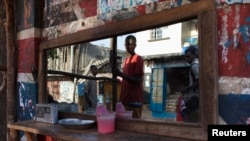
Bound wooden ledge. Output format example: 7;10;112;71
8;120;195;141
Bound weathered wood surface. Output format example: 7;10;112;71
8;120;195;141
4;0;18;140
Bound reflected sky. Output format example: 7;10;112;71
90;33;135;51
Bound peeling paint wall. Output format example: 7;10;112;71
217;2;250;124
16;0;43;139
218;5;250;77
42;0;192;39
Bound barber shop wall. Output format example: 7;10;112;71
14;1;250;141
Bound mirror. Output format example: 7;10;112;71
39;1;217;139
45;19;199;123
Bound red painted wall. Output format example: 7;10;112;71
217;5;250;77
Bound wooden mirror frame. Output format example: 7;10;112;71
38;0;217;140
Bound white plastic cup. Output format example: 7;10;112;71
97;112;115;134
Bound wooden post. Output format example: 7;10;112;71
4;0;18;140
110;37;117;111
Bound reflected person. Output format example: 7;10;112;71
113;35;144;118
83;65;98;114
180;45;199;123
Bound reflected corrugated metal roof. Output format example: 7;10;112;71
142;52;184;60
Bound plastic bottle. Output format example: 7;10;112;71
106;93;111;111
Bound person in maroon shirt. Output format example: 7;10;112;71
114;35;144;118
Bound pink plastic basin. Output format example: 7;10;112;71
116;111;133;118
97;112;115;134
115;102;126;112
96;104;109;116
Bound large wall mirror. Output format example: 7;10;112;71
39;1;217;140
45;19;199;122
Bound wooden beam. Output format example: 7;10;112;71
110;37;118;110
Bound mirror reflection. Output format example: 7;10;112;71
46;19;199;123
